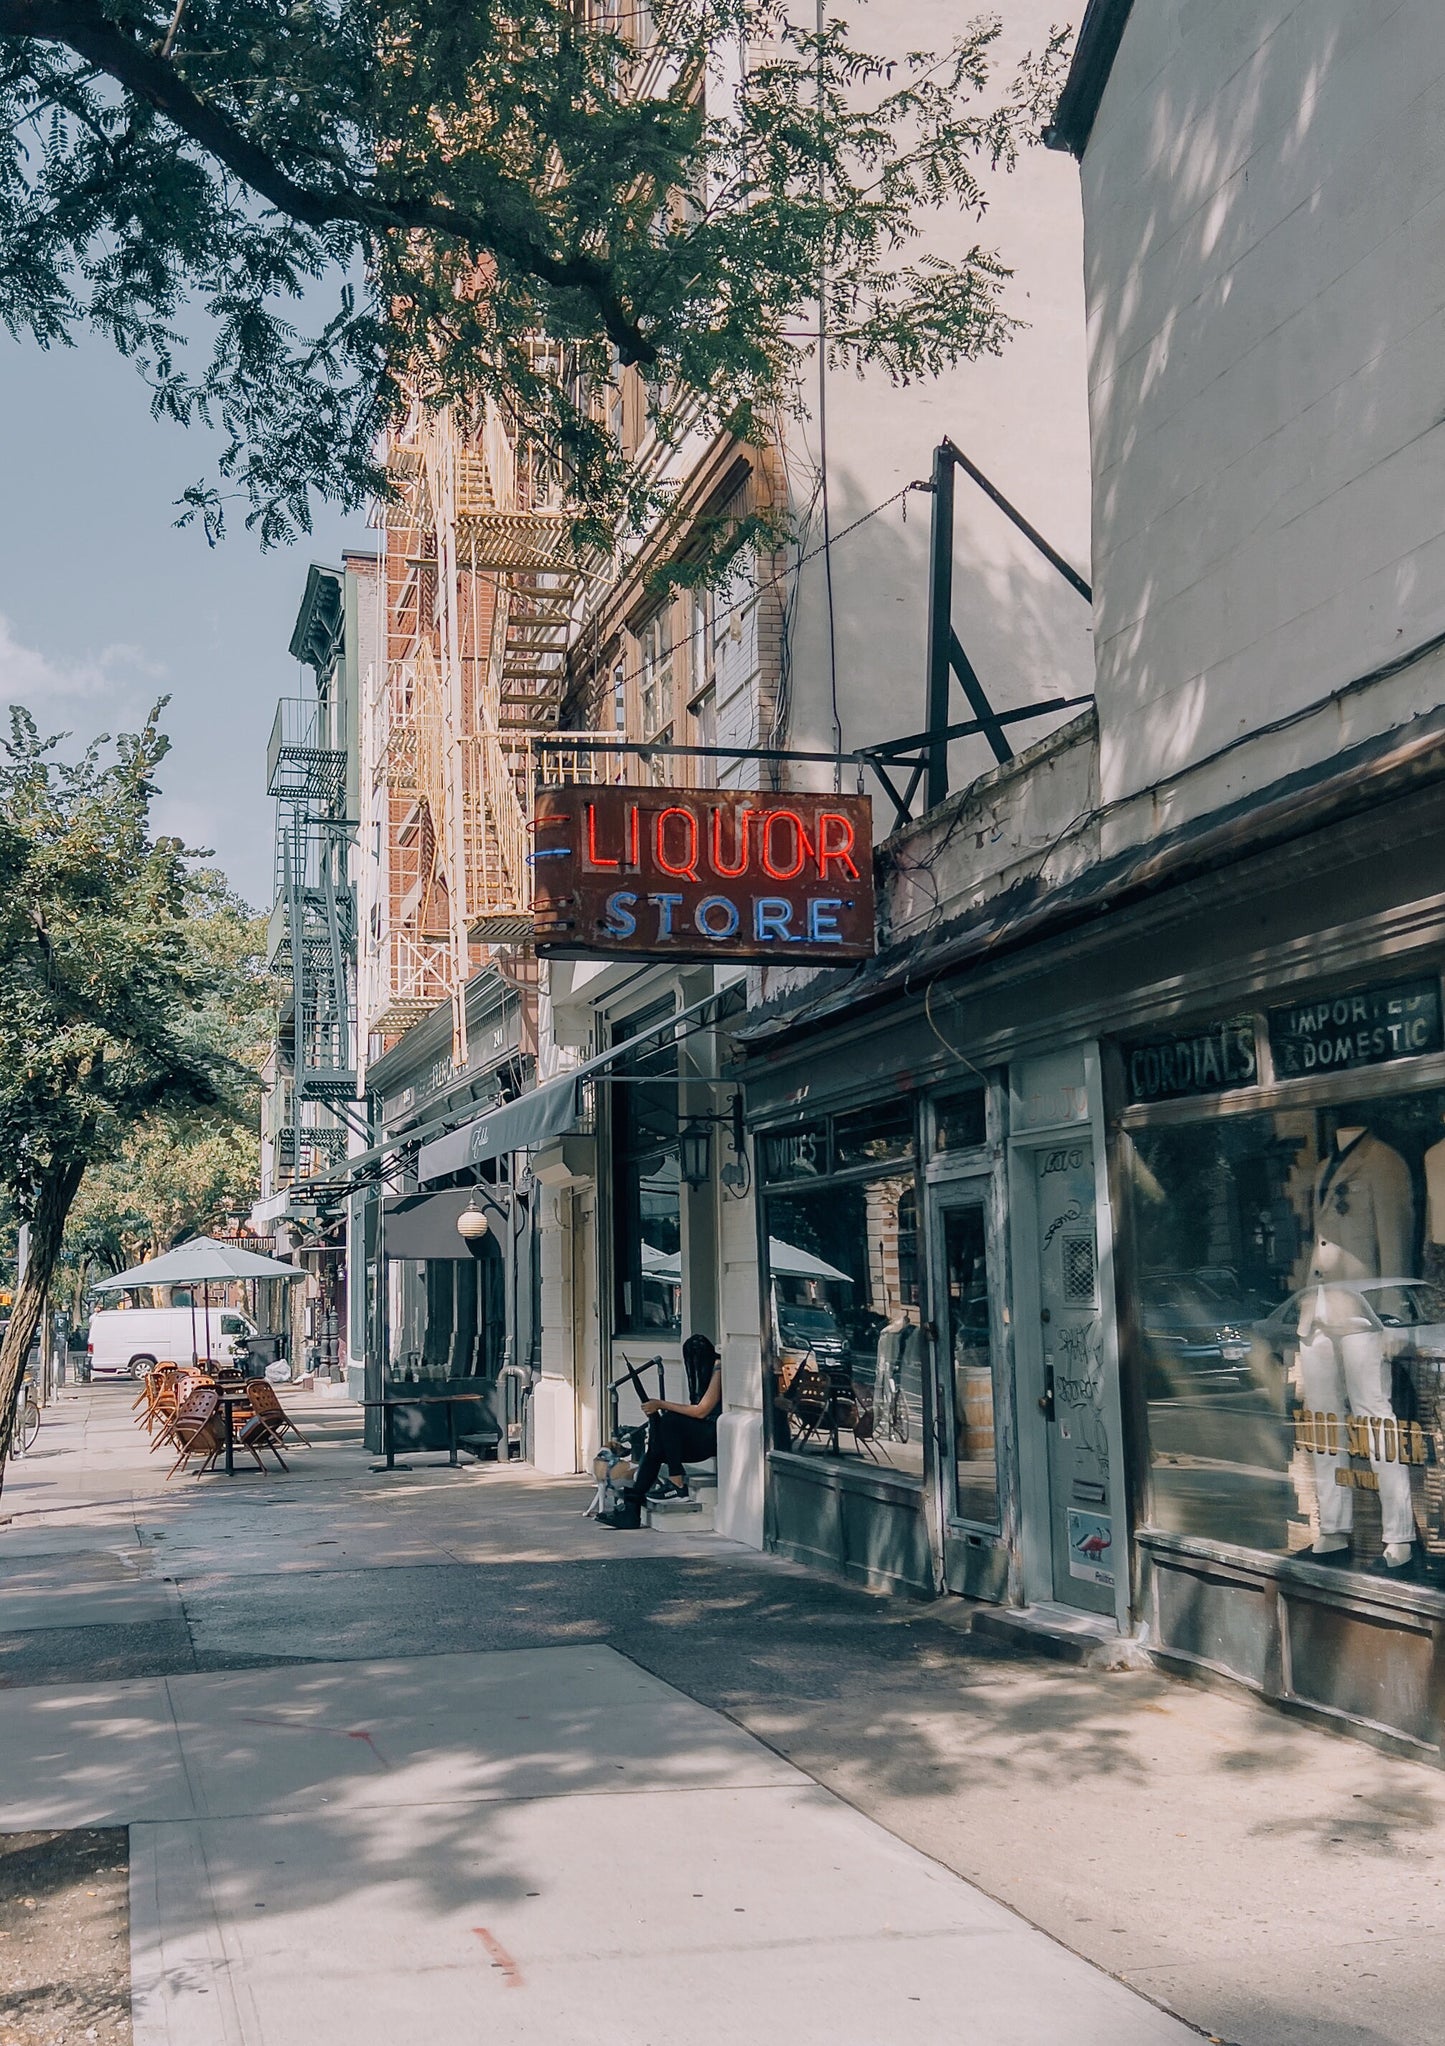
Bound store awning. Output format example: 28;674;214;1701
416;983;743;1185
416;1081;581;1181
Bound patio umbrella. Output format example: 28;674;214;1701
93;1236;304;1366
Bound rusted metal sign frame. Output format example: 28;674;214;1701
531;783;877;963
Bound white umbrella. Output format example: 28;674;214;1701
645;1238;852;1285
92;1235;303;1368
767;1238;852;1285
92;1236;304;1289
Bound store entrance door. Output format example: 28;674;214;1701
932;1184;1007;1599
1032;1140;1115;1616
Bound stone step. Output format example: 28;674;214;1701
643;1479;717;1533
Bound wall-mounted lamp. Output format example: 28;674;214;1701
678;1094;745;1191
456;1190;491;1241
679;1120;712;1189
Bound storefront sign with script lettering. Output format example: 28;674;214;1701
531;785;876;963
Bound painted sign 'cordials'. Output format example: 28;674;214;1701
531;785;876;962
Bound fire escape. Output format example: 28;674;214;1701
365;390;585;1064
267;663;360;1184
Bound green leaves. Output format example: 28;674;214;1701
0;703;255;1221
1;1;1069;551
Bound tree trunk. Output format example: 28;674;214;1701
0;1157;86;1489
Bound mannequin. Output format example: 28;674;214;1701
1299;1125;1418;1575
1422;1116;1445;1286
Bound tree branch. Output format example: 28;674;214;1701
0;0;658;362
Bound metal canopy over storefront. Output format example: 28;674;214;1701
416;984;742;1185
416;1079;582;1180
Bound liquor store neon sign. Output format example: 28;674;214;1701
531;784;875;963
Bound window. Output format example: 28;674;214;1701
638;607;674;737
935;1088;987;1153
941;1203;999;1525
762;1101;923;1478
834;1099;913;1169
1127;1080;1445;1593
613;1008;681;1335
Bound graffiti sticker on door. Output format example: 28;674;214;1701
1067;1509;1115;1587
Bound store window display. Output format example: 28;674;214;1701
1127;1086;1445;1590
761;1101;925;1478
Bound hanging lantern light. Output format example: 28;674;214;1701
456;1190;491;1241
679;1120;712;1189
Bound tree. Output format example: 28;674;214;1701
0;704;251;1479
56;877;268;1304
0;2;1069;548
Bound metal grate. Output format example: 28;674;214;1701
1062;1233;1096;1304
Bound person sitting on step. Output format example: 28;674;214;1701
599;1334;721;1529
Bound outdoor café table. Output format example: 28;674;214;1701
215;1381;255;1475
363;1392;482;1471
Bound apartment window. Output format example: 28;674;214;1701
688;587;717;787
638;606;674;737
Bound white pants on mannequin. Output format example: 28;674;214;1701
1299;1329;1415;1549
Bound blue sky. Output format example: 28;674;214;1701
0;330;370;910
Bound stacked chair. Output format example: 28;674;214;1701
127;1357;310;1478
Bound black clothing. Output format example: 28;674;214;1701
626;1409;717;1503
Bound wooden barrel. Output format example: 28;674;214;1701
959;1365;995;1460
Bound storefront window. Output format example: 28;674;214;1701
1127;1082;1445;1589
613;1009;682;1334
834;1099;913;1169
941;1203;999;1524
935;1087;987;1154
763;1105;923;1479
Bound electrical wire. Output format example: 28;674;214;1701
815;0;842;790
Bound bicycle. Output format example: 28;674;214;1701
880;1372;911;1444
11;1373;40;1457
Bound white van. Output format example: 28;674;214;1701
86;1306;258;1379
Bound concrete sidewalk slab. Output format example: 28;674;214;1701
160;1649;799;1819
0;1573;182;1632
132;1789;1197;2046
0;1676;189;1827
109;1647;1195;2046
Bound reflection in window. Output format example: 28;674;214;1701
1128;1085;1445;1592
766;1167;924;1480
943;1205;999;1525
613;1010;681;1335
936;1089;987;1153
834;1099;913;1170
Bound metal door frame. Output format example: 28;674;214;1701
1007;1046;1130;1629
927;1170;1011;1599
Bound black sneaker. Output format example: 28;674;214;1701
647;1477;689;1503
598;1496;644;1529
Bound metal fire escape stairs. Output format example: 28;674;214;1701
266;695;364;1173
385;402;586;1064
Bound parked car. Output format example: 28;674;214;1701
1255;1278;1445;1365
86;1305;258;1379
775;1299;850;1360
1140;1270;1264;1400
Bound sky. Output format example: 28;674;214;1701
0;330;371;910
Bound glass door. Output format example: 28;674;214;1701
1032;1140;1115;1614
933;1189;1005;1597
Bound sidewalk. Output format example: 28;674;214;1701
2;1385;1442;2045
